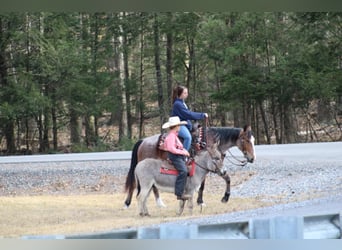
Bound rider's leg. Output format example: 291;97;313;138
169;153;188;199
177;125;191;151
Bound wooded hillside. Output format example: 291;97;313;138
0;12;341;154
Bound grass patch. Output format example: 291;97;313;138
0;192;271;238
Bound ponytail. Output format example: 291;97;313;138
172;85;186;103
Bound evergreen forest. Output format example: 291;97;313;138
0;12;341;155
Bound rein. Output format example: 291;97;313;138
225;148;247;167
193;160;219;174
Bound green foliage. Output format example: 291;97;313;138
117;136;136;151
0;12;341;154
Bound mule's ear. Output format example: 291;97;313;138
214;139;220;148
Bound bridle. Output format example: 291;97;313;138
224;132;252;167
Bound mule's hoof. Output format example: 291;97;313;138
139;212;150;217
156;198;167;208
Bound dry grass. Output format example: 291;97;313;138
1;169;328;238
0;192;272;238
1;171;323;238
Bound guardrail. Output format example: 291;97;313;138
22;213;341;239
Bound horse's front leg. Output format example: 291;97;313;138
220;172;231;203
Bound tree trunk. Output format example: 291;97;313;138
85;115;95;147
70;108;80;144
153;13;165;127
0;17;15;154
271;97;280;144
166;12;173;108
258;100;271;144
139;15;145;138
52;104;58;150
4;122;15;154
123;25;132;140
108;15;125;142
87;13;99;147
185;37;195;97
283;105;296;143
42;114;50;151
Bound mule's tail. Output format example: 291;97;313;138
124;139;143;207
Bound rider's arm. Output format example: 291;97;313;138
173;100;206;121
163;132;189;156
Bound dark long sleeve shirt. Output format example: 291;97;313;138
171;98;205;131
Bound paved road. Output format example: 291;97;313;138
225;141;342;162
254;141;342;162
1;141;341;164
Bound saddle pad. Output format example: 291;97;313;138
160;160;195;177
157;133;168;151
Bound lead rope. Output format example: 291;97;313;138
193;149;221;174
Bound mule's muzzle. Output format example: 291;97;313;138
219;168;227;176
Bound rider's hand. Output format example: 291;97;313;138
204;113;208;118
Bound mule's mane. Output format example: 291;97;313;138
207;127;241;146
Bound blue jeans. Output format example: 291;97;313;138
168;153;187;197
178;125;191;151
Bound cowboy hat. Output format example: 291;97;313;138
162;116;187;129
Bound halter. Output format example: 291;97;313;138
193;149;222;174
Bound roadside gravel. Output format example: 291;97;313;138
0;160;129;195
1;154;341;202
